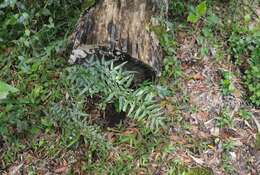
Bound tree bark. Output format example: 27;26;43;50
70;0;167;80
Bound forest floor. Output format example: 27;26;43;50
0;0;260;175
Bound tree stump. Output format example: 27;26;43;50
69;0;167;82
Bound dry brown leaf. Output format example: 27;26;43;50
122;128;139;135
197;111;209;122
54;166;68;174
192;73;204;81
54;161;68;174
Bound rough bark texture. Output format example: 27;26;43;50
70;0;167;77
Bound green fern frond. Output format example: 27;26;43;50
64;57;166;131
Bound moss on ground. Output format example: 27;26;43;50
82;0;96;9
256;133;260;150
187;167;214;175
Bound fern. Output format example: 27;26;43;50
48;100;110;158
65;57;166;131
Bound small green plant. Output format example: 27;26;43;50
222;140;235;152
244;55;260;106
168;0;186;18
150;19;176;56
221;153;235;174
220;71;236;96
228;23;260;106
196;11;222;58
228;26;259;65
187;1;207;23
166;159;213;175
162;56;182;80
150;4;182;83
221;140;235;174
0;81;19;100
238;108;252;121
216;109;233;128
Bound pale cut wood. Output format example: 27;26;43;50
70;0;168;77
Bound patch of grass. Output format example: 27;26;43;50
238;108;252;121
0;81;19;100
166;159;213;175
187;1;207;24
216;109;233;128
221;140;235;174
256;133;260;150
221;154;235;174
244;54;260;106
163;56;183;80
220;70;236;96
228;22;260;106
187;167;213;175
222;140;235;152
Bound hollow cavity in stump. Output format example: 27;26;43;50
85;97;127;128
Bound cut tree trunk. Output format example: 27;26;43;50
69;0;168;82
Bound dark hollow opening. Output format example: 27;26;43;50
84;97;127;128
102;103;127;127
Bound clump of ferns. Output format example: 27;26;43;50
64;57;166;131
49;101;110;160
